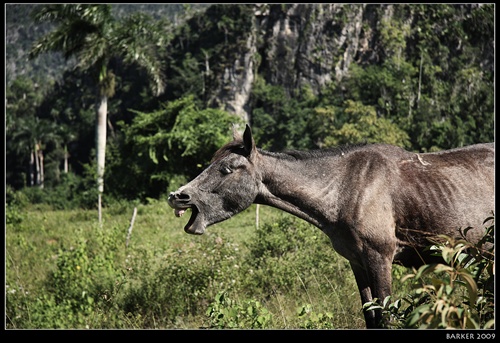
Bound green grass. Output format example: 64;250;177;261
5;201;414;329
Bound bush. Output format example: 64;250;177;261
296;304;335;329
243;215;349;295
6;204;25;226
10;172;98;211
6;223;125;328
205;291;272;329
119;232;244;327
367;215;495;329
5;186;27;226
240;215;360;328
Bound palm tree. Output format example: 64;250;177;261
10;116;60;188
29;4;165;223
6;76;44;187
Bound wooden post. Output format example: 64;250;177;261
126;207;138;248
98;193;102;227
256;204;260;230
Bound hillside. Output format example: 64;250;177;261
5;4;210;86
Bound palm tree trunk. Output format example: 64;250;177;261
29;150;35;187
38;148;44;189
64;144;69;173
96;95;108;224
34;142;41;187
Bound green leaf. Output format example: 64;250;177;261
459;272;478;305
148;146;158;164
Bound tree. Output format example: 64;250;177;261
9;116;60;188
29;4;166;223
316;100;410;148
111;95;241;200
6;76;47;189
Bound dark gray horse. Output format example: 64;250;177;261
168;124;494;328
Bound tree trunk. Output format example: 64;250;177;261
96;95;108;224
64;144;69;173
34;142;41;187
417;50;423;104
29;150;35;187
38;148;44;189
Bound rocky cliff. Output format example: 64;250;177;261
210;4;395;123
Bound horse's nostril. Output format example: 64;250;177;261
169;191;191;202
177;193;190;201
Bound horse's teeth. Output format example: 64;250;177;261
175;209;185;217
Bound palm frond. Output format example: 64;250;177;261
29;5;113;68
75;35;109;70
113;13;167;95
31;4;111;24
29;4;165;95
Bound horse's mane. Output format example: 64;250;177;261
212;139;367;162
268;143;368;161
211;139;247;162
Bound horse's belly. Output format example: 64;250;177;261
393;245;442;268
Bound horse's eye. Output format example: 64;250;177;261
220;166;232;175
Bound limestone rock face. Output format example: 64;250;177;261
261;4;365;93
211;4;385;123
216;32;257;124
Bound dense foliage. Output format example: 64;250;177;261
6;4;493;207
366;216;495;329
107;96;243;200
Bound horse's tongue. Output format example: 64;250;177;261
175;209;186;217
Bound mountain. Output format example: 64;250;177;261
5;4;210;86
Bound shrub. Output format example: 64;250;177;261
6;204;25;226
9;172;99;211
205;291;273;329
367;216;495;329
243;215;348;295
119;232;244;327
296;304;335;329
240;215;361;328
6;223;126;329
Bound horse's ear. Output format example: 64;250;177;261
243;124;256;158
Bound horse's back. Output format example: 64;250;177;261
390;142;494;251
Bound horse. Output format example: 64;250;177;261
168;124;494;328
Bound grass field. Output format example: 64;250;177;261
7;201;376;329
8;200;491;330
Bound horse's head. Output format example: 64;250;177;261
168;124;260;234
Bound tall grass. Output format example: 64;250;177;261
5;200;493;329
6;201;365;328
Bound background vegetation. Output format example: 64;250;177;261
6;4;494;204
5;4;495;330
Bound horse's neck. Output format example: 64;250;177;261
257;153;342;227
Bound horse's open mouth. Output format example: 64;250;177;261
174;205;203;235
174;205;190;218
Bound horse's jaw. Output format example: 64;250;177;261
177;206;205;235
168;201;202;235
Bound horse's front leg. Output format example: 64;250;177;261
349;261;377;328
350;251;393;328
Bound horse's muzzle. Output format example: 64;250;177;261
168;191;191;209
